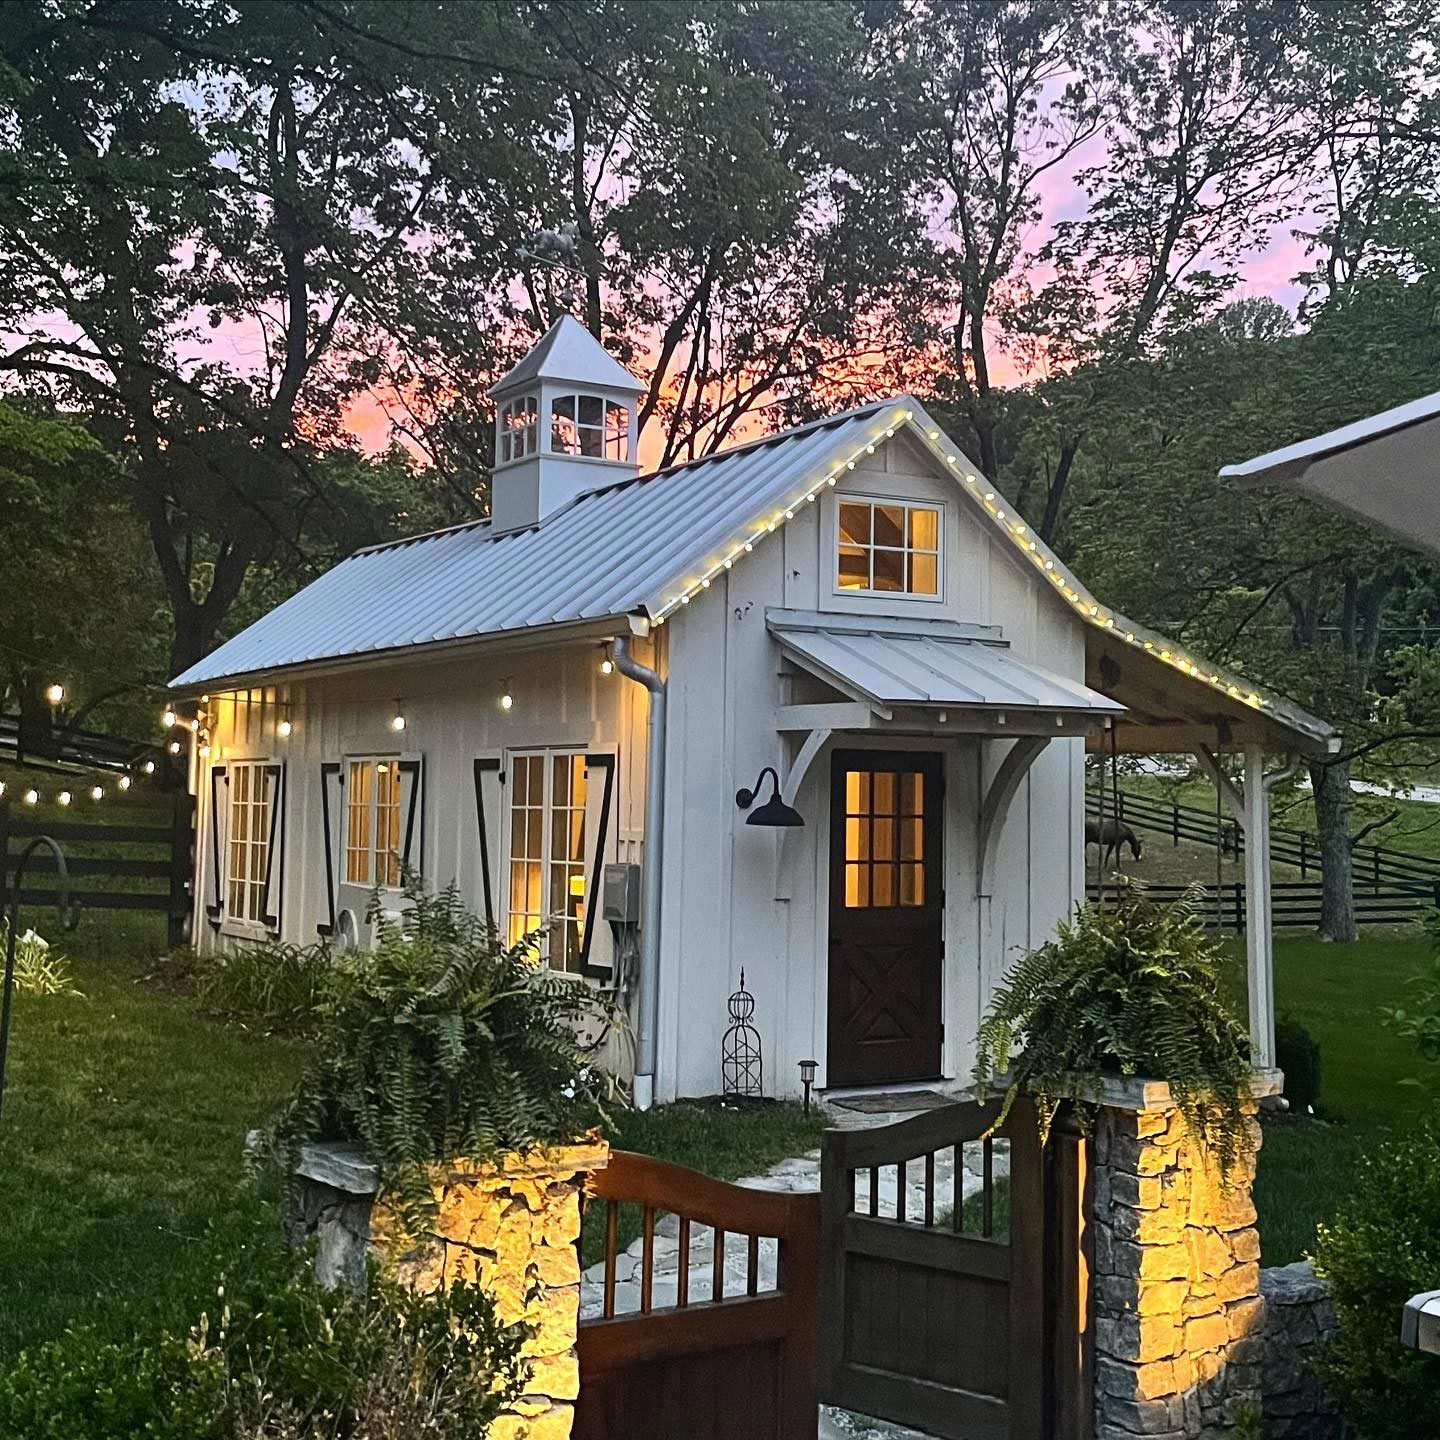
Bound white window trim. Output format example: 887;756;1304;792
503;747;591;973
221;757;275;941
831;493;946;604
547;391;631;464
497;393;540;467
340;754;407;896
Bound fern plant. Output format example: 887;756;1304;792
273;875;607;1235
973;881;1255;1177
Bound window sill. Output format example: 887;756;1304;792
221;920;275;944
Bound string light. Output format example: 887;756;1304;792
90;785;103;801
278;718;293;738
57;790;71;806
143;761;156;775
162;707;177;729
390;702;407;733
119;775;132;790
23;790;37;805
44;683;65;706
500;691;514;711
168;740;182;755
639;399;1316;739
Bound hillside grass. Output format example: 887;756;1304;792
1255;929;1432;1265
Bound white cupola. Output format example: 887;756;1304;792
486;315;644;533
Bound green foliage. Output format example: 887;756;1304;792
196;940;331;1036
0;1243;528;1440
974;882;1255;1176
1381;909;1440;1092
2;927;81;998
1274;1016;1322;1115
274;876;606;1234
1312;1122;1440;1440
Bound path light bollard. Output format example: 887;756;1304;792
0;835;78;1121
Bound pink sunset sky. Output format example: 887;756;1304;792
199;128;1318;462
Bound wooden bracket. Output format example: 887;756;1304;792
978;736;1050;896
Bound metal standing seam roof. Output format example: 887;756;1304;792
167;391;1339;753
768;611;1125;715
168;402;901;689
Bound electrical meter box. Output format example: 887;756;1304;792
602;863;642;925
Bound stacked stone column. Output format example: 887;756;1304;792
1090;1076;1273;1440
292;1139;609;1440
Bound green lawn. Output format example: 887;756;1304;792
0;906;1423;1357
1256;929;1433;1265
0;912;306;1360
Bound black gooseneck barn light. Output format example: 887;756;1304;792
735;766;804;828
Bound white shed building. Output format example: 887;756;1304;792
171;319;1337;1105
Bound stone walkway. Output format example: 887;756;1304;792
579;1098;1009;1440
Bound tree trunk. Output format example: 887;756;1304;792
1039;437;1078;543
1311;758;1357;942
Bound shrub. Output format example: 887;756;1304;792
1312;1121;1440;1440
2;927;81;998
0;1243;530;1440
196;939;332;1035
973;881;1254;1175
1275;1015;1322;1114
1382;910;1440;1093
273;876;607;1234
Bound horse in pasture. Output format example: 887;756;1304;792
1085;817;1143;866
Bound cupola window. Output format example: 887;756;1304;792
551;393;630;461
498;394;540;464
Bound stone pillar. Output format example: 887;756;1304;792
292;1139;609;1440
1090;1076;1273;1440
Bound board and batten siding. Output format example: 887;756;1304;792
653;429;1086;1100
192;638;649;967
189;427;1085;1102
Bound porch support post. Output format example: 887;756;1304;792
1242;744;1276;1070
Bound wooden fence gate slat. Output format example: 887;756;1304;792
575;1149;821;1440
819;1098;1089;1440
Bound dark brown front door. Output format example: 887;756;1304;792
827;750;944;1087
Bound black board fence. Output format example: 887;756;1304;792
0;794;194;946
1086;787;1440;895
1086;877;1440;930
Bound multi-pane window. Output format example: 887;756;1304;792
227;761;273;926
843;768;925;909
499;394;540;463
550;393;629;461
837;499;941;596
508;751;588;971
345;758;403;889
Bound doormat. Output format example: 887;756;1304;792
828;1089;955;1115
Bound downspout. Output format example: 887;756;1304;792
613;628;665;1111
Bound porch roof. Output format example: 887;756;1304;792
768;611;1124;720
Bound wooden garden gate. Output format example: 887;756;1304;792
575;1149;822;1440
820;1097;1090;1440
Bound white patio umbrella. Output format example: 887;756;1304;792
1219;389;1440;558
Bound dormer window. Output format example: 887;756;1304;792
837;498;941;596
551;393;630;461
498;394;540;464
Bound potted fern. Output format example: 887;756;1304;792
972;881;1257;1176
274;877;609;1237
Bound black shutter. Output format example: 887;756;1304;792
205;765;228;930
260;762;286;931
317;762;342;938
579;752;616;976
472;757;502;929
397;758;424;877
